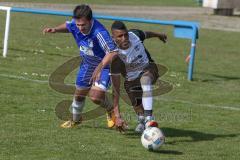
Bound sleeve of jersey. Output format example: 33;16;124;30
65;20;75;33
129;29;146;42
96;31;118;54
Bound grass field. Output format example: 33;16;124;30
1;0;199;7
0;6;240;160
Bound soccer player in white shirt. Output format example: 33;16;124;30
92;21;167;133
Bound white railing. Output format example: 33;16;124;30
0;6;11;58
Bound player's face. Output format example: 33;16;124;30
112;29;130;49
75;17;92;34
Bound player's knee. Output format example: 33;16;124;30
74;89;88;101
89;88;105;105
140;75;152;85
74;95;86;102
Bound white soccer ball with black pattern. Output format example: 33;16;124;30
141;127;165;150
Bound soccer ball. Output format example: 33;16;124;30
141;127;165;150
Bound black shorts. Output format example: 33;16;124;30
124;63;159;106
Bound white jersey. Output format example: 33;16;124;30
118;31;150;81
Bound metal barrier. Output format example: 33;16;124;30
0;7;199;80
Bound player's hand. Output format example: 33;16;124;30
90;65;102;84
115;117;128;133
158;33;167;43
42;27;56;34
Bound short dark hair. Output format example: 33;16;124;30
73;4;92;20
111;21;127;31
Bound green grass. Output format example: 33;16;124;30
0;11;240;160
1;0;199;7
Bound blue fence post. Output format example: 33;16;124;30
188;26;198;81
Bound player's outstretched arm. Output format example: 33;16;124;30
111;75;121;118
42;23;69;34
145;31;167;43
111;75;128;133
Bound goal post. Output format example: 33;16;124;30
0;6;11;58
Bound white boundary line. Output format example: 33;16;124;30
0;73;48;83
1;73;240;112
156;97;240;111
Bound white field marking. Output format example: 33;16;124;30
1;73;240;111
0;73;48;83
0;73;75;86
155;97;240;111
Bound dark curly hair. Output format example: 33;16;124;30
73;4;92;20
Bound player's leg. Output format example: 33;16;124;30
133;105;145;133
89;86;112;111
140;73;153;118
61;63;91;128
72;88;89;122
140;63;159;128
88;68;115;128
89;85;115;127
124;79;145;133
61;88;89;128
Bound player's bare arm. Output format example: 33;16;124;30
42;23;69;34
111;74;128;132
111;74;121;118
144;31;167;43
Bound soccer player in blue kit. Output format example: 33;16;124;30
43;5;118;128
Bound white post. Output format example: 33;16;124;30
0;6;11;57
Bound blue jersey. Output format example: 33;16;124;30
66;19;118;67
66;19;117;90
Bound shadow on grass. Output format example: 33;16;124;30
162;127;238;144
77;122;116;131
194;73;240;82
123;127;238;143
150;149;183;155
75;125;237;155
78;124;183;155
178;71;240;82
80;125;184;155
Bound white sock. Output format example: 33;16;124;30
141;76;153;111
72;99;85;122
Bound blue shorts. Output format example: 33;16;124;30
75;63;110;91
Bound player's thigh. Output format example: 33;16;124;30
89;68;111;102
142;62;159;84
